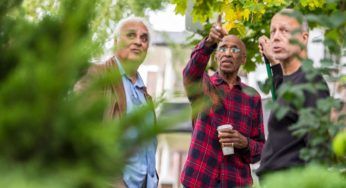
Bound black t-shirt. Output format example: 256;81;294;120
256;64;330;176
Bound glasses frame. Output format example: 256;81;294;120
217;46;241;54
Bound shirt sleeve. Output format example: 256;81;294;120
183;39;217;128
183;38;217;100
271;63;283;90
74;64;101;93
236;96;265;164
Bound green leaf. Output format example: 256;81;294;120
299;148;312;161
301;83;315;94
292;128;308;138
339;75;346;84
329;11;346;28
243;60;256;72
320;58;334;66
257;77;272;94
310;137;325;147
317;97;340;113
332;131;346;157
275;106;290;120
243;86;257;96
172;0;187;15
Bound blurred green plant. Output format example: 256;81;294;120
333;130;346;158
259;164;346;188
0;0;188;187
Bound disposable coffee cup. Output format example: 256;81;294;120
217;124;234;155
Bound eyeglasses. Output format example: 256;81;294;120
217;46;241;53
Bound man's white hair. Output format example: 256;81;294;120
114;16;151;40
95;17;151;64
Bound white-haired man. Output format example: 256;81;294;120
256;9;330;178
75;17;158;188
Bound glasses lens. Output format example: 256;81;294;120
230;47;240;53
218;47;240;53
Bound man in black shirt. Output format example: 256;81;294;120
256;9;330;178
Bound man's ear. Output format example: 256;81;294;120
242;54;247;65
302;32;309;45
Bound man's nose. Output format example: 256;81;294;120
272;30;281;41
225;49;233;56
134;36;142;46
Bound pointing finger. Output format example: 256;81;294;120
217;14;222;28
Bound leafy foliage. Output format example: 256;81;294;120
259;164;346;188
333;131;346;158
0;0;175;187
171;0;344;71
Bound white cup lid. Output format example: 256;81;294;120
217;124;233;131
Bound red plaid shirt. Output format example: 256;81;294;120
180;39;265;187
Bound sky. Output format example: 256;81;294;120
147;5;186;32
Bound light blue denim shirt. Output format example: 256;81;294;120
114;56;158;188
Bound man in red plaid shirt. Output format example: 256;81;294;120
180;15;265;187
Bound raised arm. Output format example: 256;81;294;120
183;14;227;102
259;35;283;90
183;39;216;101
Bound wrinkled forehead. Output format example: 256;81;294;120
120;21;148;34
271;14;301;28
219;35;240;46
218;35;242;47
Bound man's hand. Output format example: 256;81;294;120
218;128;249;149
205;14;227;47
258;35;280;65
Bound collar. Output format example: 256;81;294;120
113;56;126;76
211;72;243;89
113;56;145;89
283;66;302;79
133;74;145;89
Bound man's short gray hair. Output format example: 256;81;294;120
277;8;309;32
114;16;151;40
